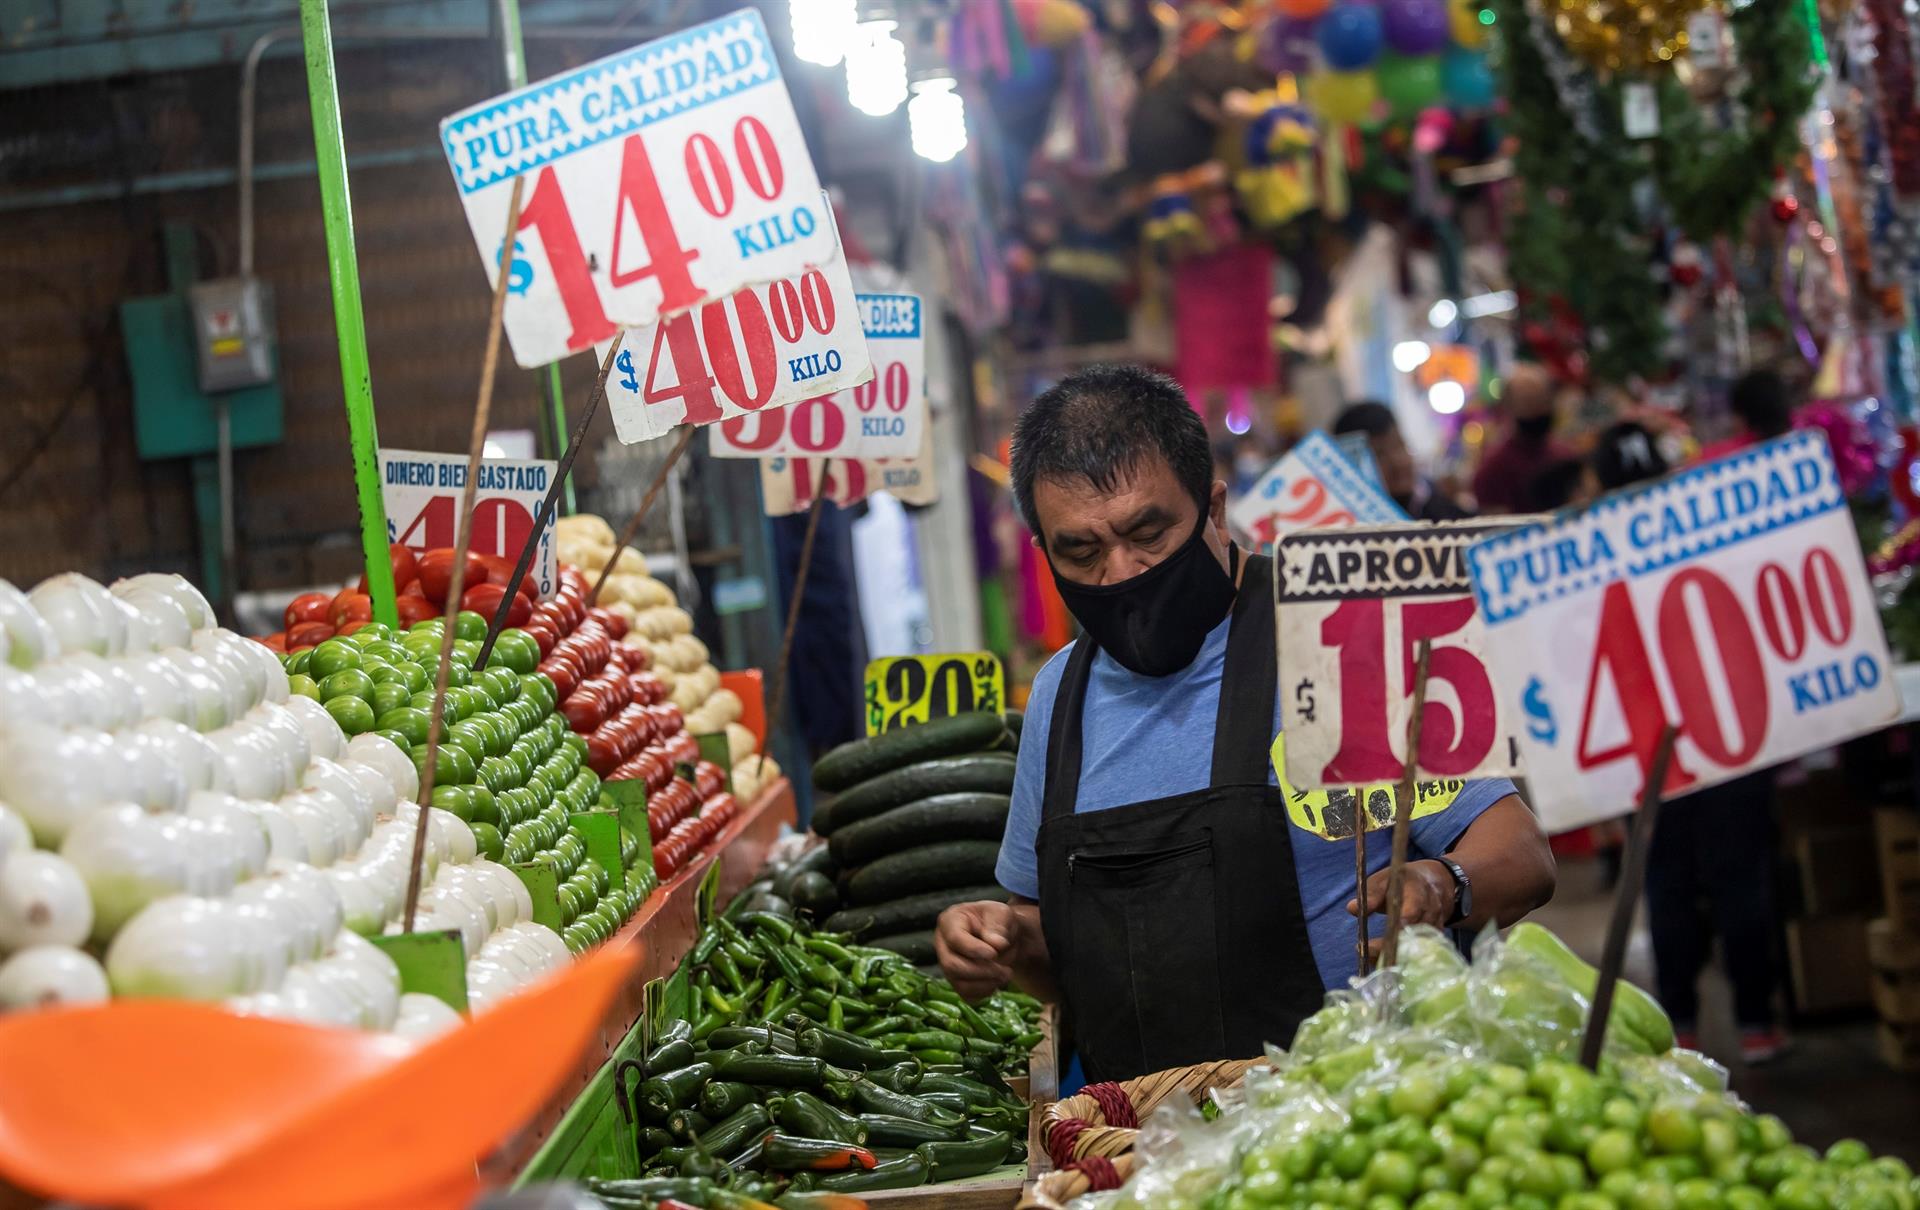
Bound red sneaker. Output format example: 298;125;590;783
1740;1026;1791;1065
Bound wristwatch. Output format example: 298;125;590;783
1434;857;1472;925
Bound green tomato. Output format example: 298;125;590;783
466;785;500;825
371;728;412;754
370;681;413;717
325;695;377;735
496;630;541;674
350;622;394;644
1826;1140;1872;1170
1281;1135;1326;1181
412;741;475;787
1560;1197;1617;1210
523;672;558;711
1672;1179;1722;1210
1700;1121;1740;1164
444;720;489;763
469;821;504;861
1751;1116;1793;1154
1409;1192;1463;1210
444;660;472;689
1364;1195;1407;1210
1626;1179;1677;1210
1389;1074;1447;1123
1602;1098;1645;1134
1507;1197;1551;1210
361;640;410;666
1721;1189;1767;1210
1508;1150;1563;1201
1444;1097;1496;1141
286;649;313;677
319;668;377;705
452;610;487;641
1648;1101;1703;1156
1487;1115;1544;1159
1589;1129;1641;1176
1598;1171;1640;1204
377;707;432;747
1486;1065;1529;1098
1461;1173;1507;1210
307;639;363;679
288;673;321;701
430;784;475;821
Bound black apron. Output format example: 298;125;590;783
1034;553;1324;1083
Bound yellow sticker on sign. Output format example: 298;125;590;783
1272;733;1463;840
865;653;1006;735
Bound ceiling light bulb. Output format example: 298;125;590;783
845;20;908;117
789;0;857;67
1428;381;1467;414
1392;340;1432;373
909;78;968;162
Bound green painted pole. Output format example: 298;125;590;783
300;0;398;628
547;361;576;515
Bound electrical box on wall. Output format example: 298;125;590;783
187;276;276;392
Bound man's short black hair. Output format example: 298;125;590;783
1730;369;1794;439
1591;421;1669;490
1011;364;1213;533
1332;400;1399;440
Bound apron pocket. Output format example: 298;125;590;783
1066;834;1226;1078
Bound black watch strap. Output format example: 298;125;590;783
1436;857;1472;925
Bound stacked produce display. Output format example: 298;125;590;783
0;572;556;1031
1072;923;1920;1210
792;711;1020;963
580;896;1044;1206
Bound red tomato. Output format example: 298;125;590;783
395;595;440;625
651;704;684;736
417;548;488;606
562;688;607;733
585;732;621;777
629;672;665;705
665;732;699;765
692;761;725;799
589;607;630;640
476;554;539;601
541;659;580;701
329;591;373;627
461;582;532;628
284;592;333;630
337;619;372;636
357;544;420;594
258;631;288;652
560;566;589;596
522;619;558;657
287;621;335;650
531;601;569;632
399;578;429;600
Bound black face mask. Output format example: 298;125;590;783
1051;516;1240;677
1515;414;1555;441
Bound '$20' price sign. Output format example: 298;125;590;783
600;241;872;444
1466;431;1901;832
1226;431;1406;546
865;653;1006;735
1276;521;1531;790
440;8;838;368
709;293;924;459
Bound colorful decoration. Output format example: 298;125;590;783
1277;0;1334;17
1440;47;1496;108
1377;53;1445;118
1011;0;1092;48
1796;402;1879;498
1550;0;1716;74
1236;92;1321;227
1448;0;1491;49
1317;3;1385;70
1382;0;1452;55
1306;68;1381;124
1143;163;1238;260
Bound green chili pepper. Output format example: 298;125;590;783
704;982;740;1018
760;977;789;1020
740;911;796;943
802;936;857;966
710;946;745;994
853;1014;906;1039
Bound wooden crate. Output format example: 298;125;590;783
1877;1019;1920;1072
1876;808;1920;930
1785;915;1872;1015
1868;917;1920;1024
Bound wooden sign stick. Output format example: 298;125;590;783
406;173;524;932
1579;723;1680;1070
584;422;699;609
758;474;830;781
1355;815;1370;977
1380;639;1433;969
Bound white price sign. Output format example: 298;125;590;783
440;8;837;368
379;449;557;596
1277;521;1531;790
709;292;924;459
760;426;937;516
1466;432;1899;832
600;240;871;444
1228;430;1406;546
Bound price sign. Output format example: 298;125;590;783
759;423;938;516
710;292;924;459
865;653;1005;735
1276;521;1531;789
1466;432;1900;833
1270;734;1464;841
601;235;871;443
1228;431;1406;546
440;8;837;368
379;449;557;596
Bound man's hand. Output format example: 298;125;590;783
935;900;1022;1001
1347;859;1454;960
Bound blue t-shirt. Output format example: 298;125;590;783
995;614;1517;990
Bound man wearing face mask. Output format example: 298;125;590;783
934;366;1556;1082
1471;364;1571;514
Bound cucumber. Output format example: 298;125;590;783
829;793;1012;867
811;713;1006;793
790;870;840;917
823;885;1008;938
846;840;1003;905
814;754;1016;836
771;844;836;899
995;710;1022;754
869;930;936;964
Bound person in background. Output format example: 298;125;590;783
1472;365;1571;513
1331;400;1469;521
1521;457;1596;513
1697;368;1795;462
1594;416;1788;1064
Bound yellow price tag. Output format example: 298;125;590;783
1271;733;1463;840
865;652;1005;735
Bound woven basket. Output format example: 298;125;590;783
1017;1057;1266;1209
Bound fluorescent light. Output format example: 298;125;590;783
790;0;857;66
1392;340;1432;373
1428;381;1466;414
1428;298;1458;328
908;78;967;162
1461;290;1518;318
845;20;908;117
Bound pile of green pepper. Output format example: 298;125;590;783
590;904;1044;1208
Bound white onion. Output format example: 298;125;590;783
32;656;118;731
103;896;244;1000
0;945;110;1009
0;851;93;952
471;860;531;928
412;890;486;957
463;956;519;1013
29;573;125;657
233;863;341;963
320;932;401;1028
282;694;346;762
507;922;570;972
59;803;189;943
274;789;350;867
162;649;232;732
117;730;189;813
113;585;192;651
194;630;265;713
0;667;55;733
0;805;28;867
328;863;390;936
121;658;194;728
223;894;292;993
240;637;290;704
342;762;398;816
245;703;310;794
478;933;538;980
137;719;220;793
114;597;156;655
166;814;246;898
392;991;463;1040
434;866;499;933
230;799;309;864
186;792;269;877
0;724;121;845
433;807;476;866
112;574;213;632
344;732;416;803
303;759;376;840
208;722;282;801
0;580;58;670
274;963;361;1027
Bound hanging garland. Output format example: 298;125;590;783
1495;0;1816;384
